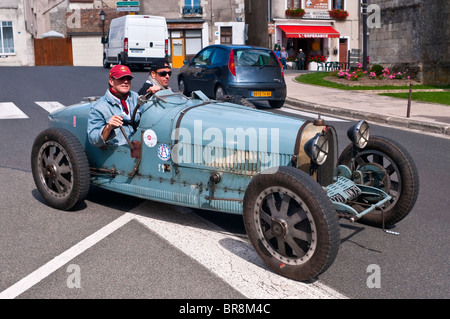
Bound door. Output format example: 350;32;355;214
171;38;185;68
34;38;73;66
339;38;348;69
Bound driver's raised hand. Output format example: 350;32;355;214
108;115;123;128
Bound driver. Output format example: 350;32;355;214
88;65;140;147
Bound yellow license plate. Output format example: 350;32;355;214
251;91;272;97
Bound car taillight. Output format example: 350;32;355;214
273;50;283;77
165;39;168;56
124;38;128;53
228;49;236;76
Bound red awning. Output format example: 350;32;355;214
279;25;340;38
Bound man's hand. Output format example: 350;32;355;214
146;85;161;95
102;115;123;141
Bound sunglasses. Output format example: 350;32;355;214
157;71;172;77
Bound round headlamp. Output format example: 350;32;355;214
347;120;369;149
304;133;329;165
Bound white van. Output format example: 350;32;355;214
102;15;168;68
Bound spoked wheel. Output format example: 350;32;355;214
243;166;340;282
31;128;90;210
338;136;419;227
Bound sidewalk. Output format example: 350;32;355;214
284;72;450;137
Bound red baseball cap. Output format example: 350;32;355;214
109;65;133;79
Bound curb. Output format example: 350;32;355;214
286;97;450;136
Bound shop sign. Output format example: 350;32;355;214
303;11;332;20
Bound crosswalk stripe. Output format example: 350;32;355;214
280;107;349;122
0;102;28;119
35;101;65;113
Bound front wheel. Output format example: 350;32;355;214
31;128;90;210
243;166;340;281
338;136;419;227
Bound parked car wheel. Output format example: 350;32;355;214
219;95;256;109
338;136;419;227
215;85;226;100
31;128;90;211
178;77;189;96
269;100;285;108
243;166;340;281
103;55;110;69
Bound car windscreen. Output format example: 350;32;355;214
234;49;279;67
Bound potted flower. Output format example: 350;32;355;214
328;9;349;20
285;8;305;17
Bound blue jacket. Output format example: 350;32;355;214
87;89;140;147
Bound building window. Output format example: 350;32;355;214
185;30;202;55
332;0;344;9
220;27;232;44
0;21;14;54
184;0;202;14
288;0;301;8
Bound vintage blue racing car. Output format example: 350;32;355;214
31;90;419;282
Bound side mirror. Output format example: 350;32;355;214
101;36;108;44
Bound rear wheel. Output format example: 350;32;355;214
243;166;340;281
269;100;285;108
31;128;90;210
178;77;189;95
103;54;110;68
215;85;225;100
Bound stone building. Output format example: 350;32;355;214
245;0;362;70
368;0;450;85
0;0;34;66
141;0;246;67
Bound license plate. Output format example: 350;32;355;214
130;50;144;53
251;91;272;97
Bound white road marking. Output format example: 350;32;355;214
0;202;346;299
0;102;28;119
0;214;135;299
133;202;347;299
281;107;349;122
35;101;65;113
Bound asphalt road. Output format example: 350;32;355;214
0;66;448;301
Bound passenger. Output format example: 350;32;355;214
138;60;172;96
87;65;139;147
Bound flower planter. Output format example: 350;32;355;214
308;62;318;71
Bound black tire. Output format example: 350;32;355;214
338;136;419;227
243;166;340;281
31;128;90;210
220;95;256;109
103;55;110;68
178;77;189;95
215;85;225;100
269;100;285;108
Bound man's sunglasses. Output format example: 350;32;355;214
157;71;172;77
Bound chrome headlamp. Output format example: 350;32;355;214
347;120;369;149
304;132;329;165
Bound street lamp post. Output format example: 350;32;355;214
99;10;106;44
361;0;368;71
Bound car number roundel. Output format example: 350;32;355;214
143;129;157;147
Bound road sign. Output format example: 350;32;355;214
117;6;140;12
116;1;140;6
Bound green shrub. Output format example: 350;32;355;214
370;64;384;76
